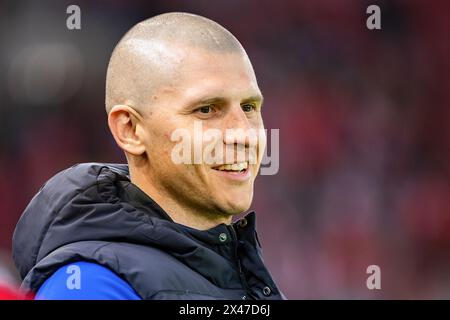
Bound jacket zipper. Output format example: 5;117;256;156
228;225;256;300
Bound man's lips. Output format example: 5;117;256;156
211;162;251;181
211;162;248;172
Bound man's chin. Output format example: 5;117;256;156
216;195;253;216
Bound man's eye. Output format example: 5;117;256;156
198;106;213;114
242;104;256;113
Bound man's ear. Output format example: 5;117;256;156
108;105;146;156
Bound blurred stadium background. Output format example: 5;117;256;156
0;0;449;298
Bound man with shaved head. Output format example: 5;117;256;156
13;12;284;300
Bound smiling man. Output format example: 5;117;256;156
13;12;284;300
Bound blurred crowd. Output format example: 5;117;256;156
0;0;449;298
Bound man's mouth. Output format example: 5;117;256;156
212;162;248;173
211;162;251;181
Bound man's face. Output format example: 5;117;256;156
139;46;265;218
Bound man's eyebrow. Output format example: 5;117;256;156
241;94;264;104
194;97;228;105
189;94;264;107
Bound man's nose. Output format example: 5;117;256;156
223;105;252;146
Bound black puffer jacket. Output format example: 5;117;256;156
12;163;285;300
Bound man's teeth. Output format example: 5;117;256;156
214;162;248;171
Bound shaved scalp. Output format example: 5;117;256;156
105;12;247;114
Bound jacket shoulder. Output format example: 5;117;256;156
35;261;141;300
24;241;226;300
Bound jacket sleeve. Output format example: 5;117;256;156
35;261;141;300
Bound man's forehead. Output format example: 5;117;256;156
176;47;257;83
124;40;255;83
148;45;259;100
